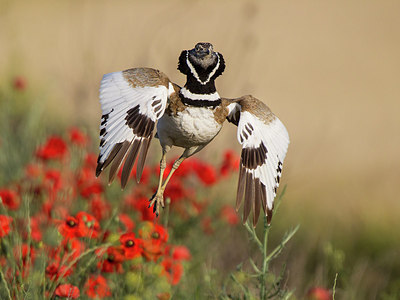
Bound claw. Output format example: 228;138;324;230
149;192;164;217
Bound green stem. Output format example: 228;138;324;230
47;243;111;299
260;214;270;300
230;273;248;297
333;273;338;300
265;225;299;263
0;268;11;300
244;222;263;252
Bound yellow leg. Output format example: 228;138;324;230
149;155;185;216
149;145;203;216
160;156;185;190
149;149;169;216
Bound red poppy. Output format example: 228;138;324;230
161;258;183;285
54;284;80;299
29;216;42;242
64;238;85;260
97;246;125;273
139;222;168;246
89;196;111;221
85;275;111;298
220;150;240;176
126;195;155;221
84;153;98;169
306;287;331;300
68;127;88;146
76;212;101;238
120;232;143;259
165;158;194;179
192;160;217;185
118;214;135;232
0;189;20;210
59;216;83;239
0;215;13;238
82;181;104;198
77;167;104;199
164;180;186;202
172;246;191;261
13;76;27;91
12;244;35;278
46;262;72;280
139;222;168;261
35;136;68;161
44;169;62;192
13;244;35;263
220;205;239;225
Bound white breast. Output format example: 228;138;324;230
157;106;222;148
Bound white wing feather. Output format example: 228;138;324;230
228;98;289;225
96;69;173;187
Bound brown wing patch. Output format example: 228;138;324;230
122;68;170;88
165;83;185;116
125;105;155;138
241;142;267;170
222;95;276;126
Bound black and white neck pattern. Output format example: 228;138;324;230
178;50;225;95
179;87;221;108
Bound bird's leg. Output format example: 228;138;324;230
160;156;186;191
149;155;186;216
149;146;201;216
149;148;169;216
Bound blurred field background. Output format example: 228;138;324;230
1;0;400;298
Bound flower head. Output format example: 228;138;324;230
97;246;125;273
13;76;27;91
139;222;168;261
0;189;20;210
220;205;239;225
306;287;331;300
59;216;83;239
54;284;80;299
68;127;88;146
172;246;191;261
76;211;101;238
161;258;183;285
193;160;217;185
85;275;111;298
120;232;143;259
36;136;68;161
0;215;13;238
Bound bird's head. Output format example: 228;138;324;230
178;42;225;85
188;42;216;68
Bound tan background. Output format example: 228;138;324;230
1;0;399;231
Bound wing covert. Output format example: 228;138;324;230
96;68;175;188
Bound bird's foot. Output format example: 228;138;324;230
149;192;165;216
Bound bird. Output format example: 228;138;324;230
95;42;289;226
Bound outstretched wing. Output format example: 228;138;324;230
96;68;175;188
226;95;289;226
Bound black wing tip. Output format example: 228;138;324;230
95;164;103;177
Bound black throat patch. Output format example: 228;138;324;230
180;95;221;108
